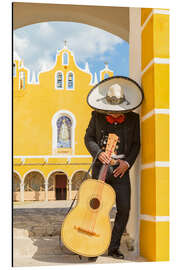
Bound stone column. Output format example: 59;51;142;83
45;179;48;201
127;7;142;256
68;180;72;200
20;181;24;202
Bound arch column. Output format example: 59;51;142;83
45;179;48;201
68;180;72;200
20;181;24;202
126;7;142;256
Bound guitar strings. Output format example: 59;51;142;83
79;135;117;235
88;140;116;234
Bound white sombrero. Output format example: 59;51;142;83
87;76;144;114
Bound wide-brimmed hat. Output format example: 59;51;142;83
87;76;144;114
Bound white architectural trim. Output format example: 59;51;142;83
19;70;26;90
14;155;91;159
141;108;169;122
100;65;114;81
37;47;93;86
22;169;46;182
141;58;169;76
47;169;69;182
62;51;69;66
140;214;169;222
66;70;75;90
141;161;169;170
70;169;89;183
13;170;22;183
141;9;169;32
52;110;76;156
55;70;64;90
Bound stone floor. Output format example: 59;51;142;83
13;200;147;267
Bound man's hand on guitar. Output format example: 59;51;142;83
113;160;129;178
98;152;111;164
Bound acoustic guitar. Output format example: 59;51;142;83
61;133;118;257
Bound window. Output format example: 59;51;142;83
67;72;74;89
57;116;72;149
62;52;68;65
104;73;109;79
56;71;63;89
19;71;25;89
13;63;16;77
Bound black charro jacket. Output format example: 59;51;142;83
84;111;140;169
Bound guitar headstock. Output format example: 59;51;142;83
105;133;119;158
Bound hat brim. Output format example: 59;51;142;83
87;76;144;114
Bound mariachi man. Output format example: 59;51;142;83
84;76;143;261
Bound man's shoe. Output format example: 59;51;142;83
108;250;124;259
88;256;98;262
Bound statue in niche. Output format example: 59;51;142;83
57;116;72;148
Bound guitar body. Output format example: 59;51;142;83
61;179;115;257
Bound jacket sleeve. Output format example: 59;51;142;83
84;111;102;158
124;114;140;168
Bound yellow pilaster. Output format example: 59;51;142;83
140;8;169;261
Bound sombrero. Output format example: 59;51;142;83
87;76;144;114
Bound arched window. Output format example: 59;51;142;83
56;71;63;89
56;116;72;149
67;71;74;89
13;63;16;77
62;52;68;65
19;71;25;89
104;73;109;79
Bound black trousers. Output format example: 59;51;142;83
92;164;131;252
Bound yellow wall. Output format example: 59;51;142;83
140;8;169;261
13;46;114;201
13;48;94;156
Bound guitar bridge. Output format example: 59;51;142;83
74;225;99;237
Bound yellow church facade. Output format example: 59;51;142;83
13;45;113;202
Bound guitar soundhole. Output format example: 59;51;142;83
90;198;100;210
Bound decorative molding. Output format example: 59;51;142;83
66;70;75;90
141;58;169;76
51;110;76;155
141;109;169;122
140;214;169;222
141;161;169;170
141;9;169;32
55;70;64;90
14;155;92;159
22;169;46;182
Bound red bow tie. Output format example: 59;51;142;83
106;114;125;124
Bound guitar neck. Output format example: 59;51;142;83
98;133;118;182
98;164;109;182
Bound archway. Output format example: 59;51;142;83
24;171;45;201
13;172;21;201
71;170;91;199
13;3;129;42
13;3;142;256
48;171;68;200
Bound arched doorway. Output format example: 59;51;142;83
13;172;21;201
71;170;91;199
24;171;45;201
48;171;68;200
55;173;67;200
